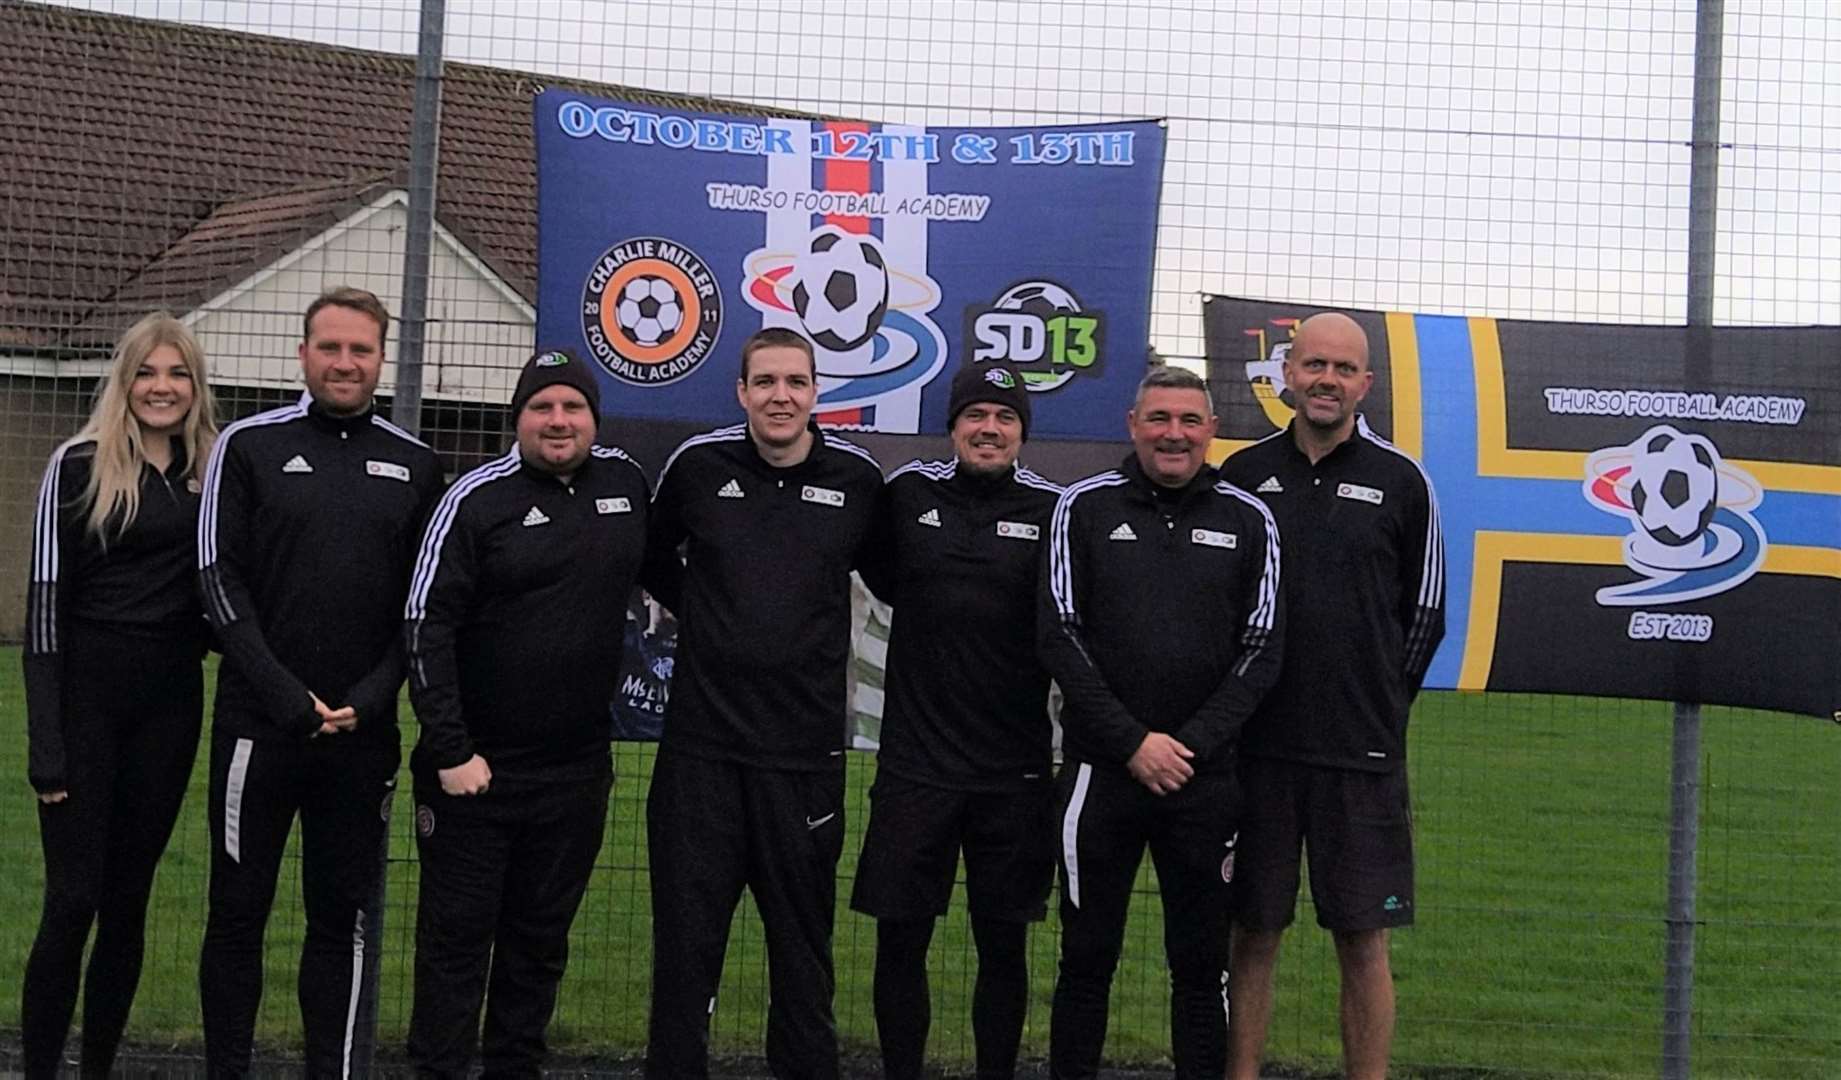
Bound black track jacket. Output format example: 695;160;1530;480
24;438;205;791
858;458;1063;792
404;445;657;785
1220;417;1446;772
645;422;883;770
1040;455;1284;774
198;394;443;741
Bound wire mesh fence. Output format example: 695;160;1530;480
2;1;1837;1076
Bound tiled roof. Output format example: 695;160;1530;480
69;173;402;345
0;0;816;354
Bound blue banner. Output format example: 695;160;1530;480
536;91;1164;440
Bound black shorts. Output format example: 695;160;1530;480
850;771;1055;923
1232;759;1414;932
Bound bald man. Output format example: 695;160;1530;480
1218;312;1446;1080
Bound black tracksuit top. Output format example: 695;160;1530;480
645;422;883;770
198;395;444;741
405;446;656;785
1039;455;1284;774
858;458;1064;792
24;438;204;792
1219;417;1446;772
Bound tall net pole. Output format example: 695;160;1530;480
391;0;446;438
1664;2;1724;1076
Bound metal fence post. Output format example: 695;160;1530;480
1665;2;1724;1077
392;0;447;439
359;2;447;1072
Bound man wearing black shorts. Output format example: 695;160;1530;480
1042;366;1284;1080
642;328;883;1080
852;362;1062;1080
1219;312;1446;1080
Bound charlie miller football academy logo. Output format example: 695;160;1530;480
1582;423;1768;606
581;236;724;386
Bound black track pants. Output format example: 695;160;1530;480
644;749;845;1080
22;626;202;1079
407;769;611;1079
1049;763;1237;1080
198;724;399;1078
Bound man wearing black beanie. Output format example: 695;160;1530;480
403;347;660;1077
852;361;1062;1080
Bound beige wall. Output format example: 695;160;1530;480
189;191;535;403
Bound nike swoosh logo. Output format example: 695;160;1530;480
805;813;836;830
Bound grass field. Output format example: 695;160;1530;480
1;651;1837;1077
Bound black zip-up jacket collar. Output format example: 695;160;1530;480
1039;453;1284;773
859;458;1063;791
24;436;204;792
1123;452;1216;509
1219;417;1446;771
405;446;657;787
644;421;883;769
302;397;381;434
199;393;445;740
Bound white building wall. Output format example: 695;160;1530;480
186;191;534;403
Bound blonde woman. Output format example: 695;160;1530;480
22;312;219;1079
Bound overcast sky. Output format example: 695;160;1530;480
53;0;1841;357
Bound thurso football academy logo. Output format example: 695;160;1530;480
964;279;1107;392
581;236;724;386
1583;424;1768;606
742;226;948;412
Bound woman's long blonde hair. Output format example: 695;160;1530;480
69;312;220;538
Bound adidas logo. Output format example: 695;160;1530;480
917;508;942;528
717;479;745;499
281;455;313;474
1256;476;1283;494
521;506;550;527
1108;522;1137;542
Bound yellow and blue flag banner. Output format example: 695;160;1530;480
1205;296;1840;720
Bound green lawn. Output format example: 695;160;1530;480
1;652;1836;1076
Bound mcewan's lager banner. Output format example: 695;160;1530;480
536;90;1164;440
1204;297;1841;720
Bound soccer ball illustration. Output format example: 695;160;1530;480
997;280;1082;319
615;276;683;348
1627;427;1719;547
992;280;1085;389
792;228;889;352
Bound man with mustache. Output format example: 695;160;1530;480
642;327;884;1080
852;362;1062;1080
197;287;444;1076
1220;311;1446;1080
1042;366;1284;1080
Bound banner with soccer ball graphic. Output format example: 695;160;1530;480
535;91;1164;439
1204;296;1841;720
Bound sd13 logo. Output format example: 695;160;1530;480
963;280;1106;392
